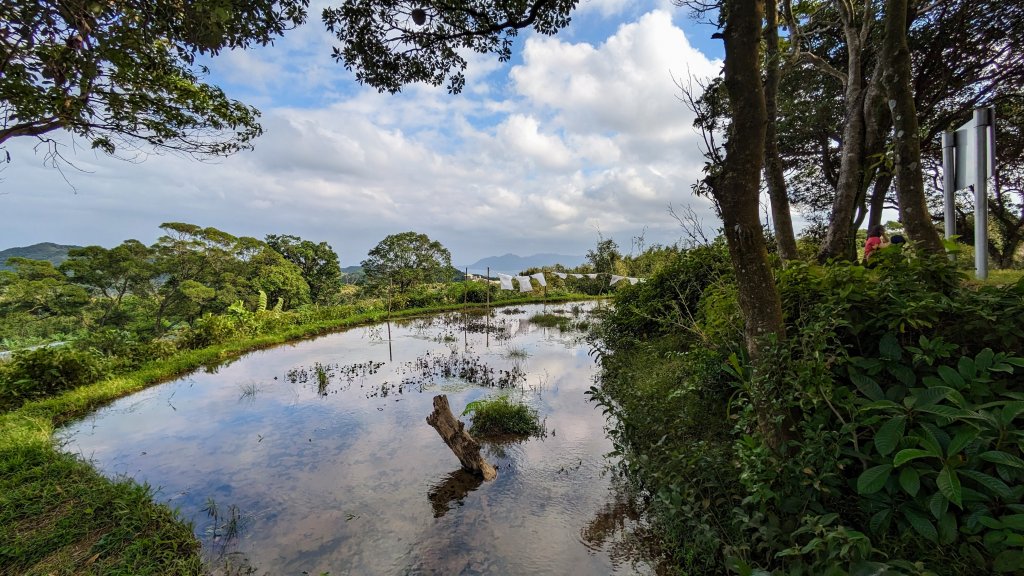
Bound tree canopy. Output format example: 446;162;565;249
265;234;342;305
361;231;452;293
0;0;308;162
322;0;575;93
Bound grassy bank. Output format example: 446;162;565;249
0;296;591;575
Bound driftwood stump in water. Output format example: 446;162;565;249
426;395;497;481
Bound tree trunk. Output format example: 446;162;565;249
867;172;893;229
818;13;868;262
764;0;799;260
881;0;944;255
715;0;789;452
426;395;497;481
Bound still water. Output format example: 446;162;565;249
58;303;657;575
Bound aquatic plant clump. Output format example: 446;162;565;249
399;351;526;389
462;395;543;438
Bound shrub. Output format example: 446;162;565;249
0;346;111;411
600;242;731;345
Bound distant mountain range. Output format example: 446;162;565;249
0;243;81;271
462;253;585;275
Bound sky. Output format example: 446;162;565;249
0;0;746;268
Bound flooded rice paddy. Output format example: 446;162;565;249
58;302;660;575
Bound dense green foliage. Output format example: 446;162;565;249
0;0;308;160
593;243;1024;574
361;231;454;293
265;234;343;304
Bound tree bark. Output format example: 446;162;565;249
717;0;784;359
880;0;944;254
818;6;871;261
763;0;799;260
715;0;790;452
426;395;497;481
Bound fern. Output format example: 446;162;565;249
273;297;284;313
257;290;268;314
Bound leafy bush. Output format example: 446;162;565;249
594;251;1024;574
600;242;731;345
0;346;112;411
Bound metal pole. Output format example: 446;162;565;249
942;131;956;240
485;266;490;348
974;108;990;280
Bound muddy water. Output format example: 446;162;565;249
58;303;657;575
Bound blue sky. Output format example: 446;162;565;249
0;1;738;267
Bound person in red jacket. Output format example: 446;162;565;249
863;225;890;263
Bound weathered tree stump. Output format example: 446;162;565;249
426;395;497;481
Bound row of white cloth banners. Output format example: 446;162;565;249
496;272;646;293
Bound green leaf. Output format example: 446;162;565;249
937;467;963;508
857;464;893;495
937;365;966;389
957;356;977;381
879;333;902;361
1000;514;1024;531
1000;401;1024;426
958;469;1013;500
850;369;885;401
894;449;935;467
980;451;1024;469
975;348;994;372
937;511;958;546
912;386;954;408
886;362;917;386
899;467;921;497
874;416;906;456
869;508;892;535
946;429;979;458
904;508;938;542
979;516;1005;529
994;550;1024;573
929;492;949;519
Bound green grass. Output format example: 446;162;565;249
0;294;596;574
529;313;571;329
970;268;1024;286
463;395;543;438
0;443;203;575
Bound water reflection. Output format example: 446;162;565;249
58;302;658;575
427;469;483;518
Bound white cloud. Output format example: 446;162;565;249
0;8;731;265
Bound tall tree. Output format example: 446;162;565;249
59;240;154;326
361;232;452;293
0;0;307;163
879;0;942;254
763;0;799;260
712;0;785;358
265;234;342;304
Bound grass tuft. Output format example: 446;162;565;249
463;395;543;438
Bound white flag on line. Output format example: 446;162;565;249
531;272;547;287
516;275;533;293
554;272;567;279
586;273;598;279
571;273;584;278
498;274;514;290
628;277;640;285
610;275;625;285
